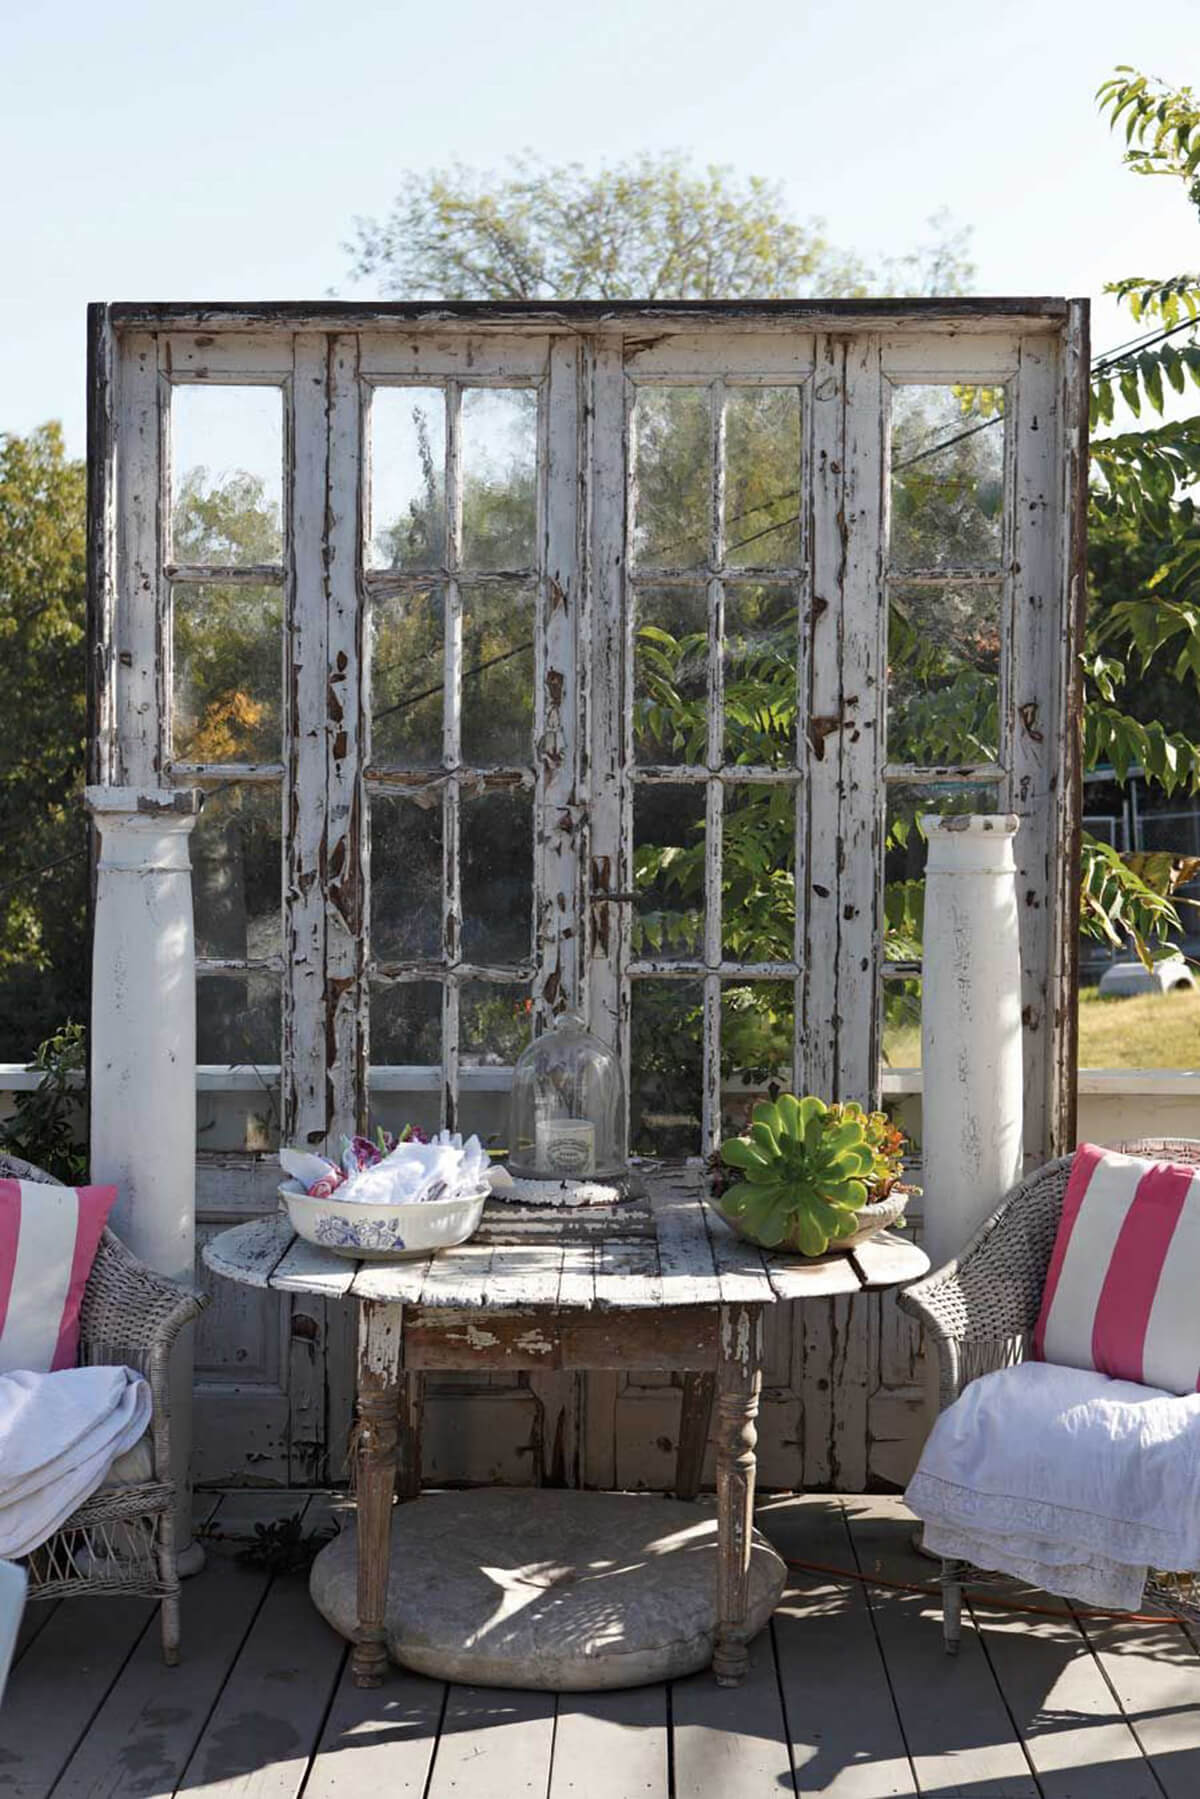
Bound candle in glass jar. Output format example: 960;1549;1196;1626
535;1116;596;1177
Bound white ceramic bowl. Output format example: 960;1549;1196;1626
279;1178;489;1261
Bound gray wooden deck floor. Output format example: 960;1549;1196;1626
5;1489;1200;1798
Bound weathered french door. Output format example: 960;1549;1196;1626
91;301;1087;1488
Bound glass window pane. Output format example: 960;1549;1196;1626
192;785;281;961
883;780;1001;961
460;788;532;965
724;583;797;768
633;785;705;962
630;980;704;1157
887;580;1002;766
460;981;533;1066
172;582;282;763
370;980;442;1063
461;583;535;765
369;386;446;570
197;1080;280;1154
371;1088;443;1142
171;385;283;565
461;388;538;570
197;969;280;1064
882;976;922;1071
721;980;794;1135
371;587;445;769
371;794;443;964
722;784;795;963
724;388;801;568
633;386;710;569
889;384;1005;570
633;587;708;766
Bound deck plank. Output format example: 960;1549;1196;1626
303;1661;445;1797
760;1495;916;1797
174;1566;345;1797
548;1687;669;1798
424;1684;556;1797
672;1629;796;1798
0;1595;155;1796
20;1491;1200;1799
1075;1609;1200;1799
51;1559;271;1799
967;1589;1160;1797
841;1494;1038;1797
11;1597;57;1668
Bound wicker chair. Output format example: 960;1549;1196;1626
898;1137;1200;1653
0;1152;208;1663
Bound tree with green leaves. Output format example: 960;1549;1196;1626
1076;69;1200;957
347;153;973;303
0;425;88;1059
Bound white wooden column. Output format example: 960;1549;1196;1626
87;784;202;1566
921;814;1023;1270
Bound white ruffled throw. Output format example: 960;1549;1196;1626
905;1361;1200;1610
0;1365;151;1558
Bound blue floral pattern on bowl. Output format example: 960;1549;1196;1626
311;1214;407;1252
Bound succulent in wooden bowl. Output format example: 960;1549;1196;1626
715;1093;908;1257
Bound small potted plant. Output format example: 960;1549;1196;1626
711;1093;911;1256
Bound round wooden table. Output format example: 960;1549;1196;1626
205;1172;929;1688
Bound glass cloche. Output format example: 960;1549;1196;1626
508;1012;627;1181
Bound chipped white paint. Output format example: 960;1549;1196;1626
921;815;1024;1268
358;1301;404;1380
461;1323;502;1350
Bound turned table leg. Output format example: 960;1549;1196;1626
352;1301;403;1688
712;1303;763;1686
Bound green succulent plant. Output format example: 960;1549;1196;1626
717;1093;879;1256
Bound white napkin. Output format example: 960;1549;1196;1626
338;1132;488;1205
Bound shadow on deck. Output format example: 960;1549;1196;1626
5;1492;1200;1798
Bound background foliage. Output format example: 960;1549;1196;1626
4;94;1200;1116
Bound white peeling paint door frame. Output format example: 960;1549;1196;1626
91;303;1088;1491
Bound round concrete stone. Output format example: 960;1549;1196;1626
310;1490;786;1690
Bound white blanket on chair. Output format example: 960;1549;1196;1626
0;1366;151;1558
905;1361;1200;1610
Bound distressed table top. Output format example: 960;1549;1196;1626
202;1170;929;1310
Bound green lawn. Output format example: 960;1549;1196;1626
883;985;1200;1072
1077;985;1200;1069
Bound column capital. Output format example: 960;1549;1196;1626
86;787;202;873
922;812;1020;875
85;785;203;822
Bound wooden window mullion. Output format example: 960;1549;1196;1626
441;381;464;1131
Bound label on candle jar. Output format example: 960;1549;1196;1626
535;1117;596;1177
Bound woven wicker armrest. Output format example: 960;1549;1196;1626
898;1157;1072;1408
77;1228;208;1377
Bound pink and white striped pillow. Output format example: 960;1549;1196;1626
1034;1144;1200;1395
0;1180;117;1374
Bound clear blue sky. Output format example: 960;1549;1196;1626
3;0;1195;455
